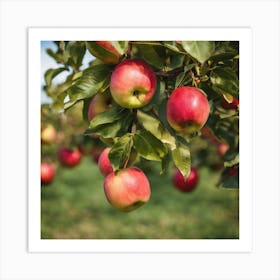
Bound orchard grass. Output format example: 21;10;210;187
41;157;239;239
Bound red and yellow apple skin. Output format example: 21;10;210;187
98;147;114;176
104;167;151;212
167;86;210;135
41;163;55;185
41;124;57;143
96;41;121;57
88;92;112;122
220;98;239;110
86;41;123;64
110;59;157;108
217;142;229;157
172;167;199;192
58;147;82;167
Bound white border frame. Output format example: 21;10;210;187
1;0;279;279
28;27;252;253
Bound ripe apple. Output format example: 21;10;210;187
41;162;55;185
86;41;123;64
166;86;210;134
98;147;137;176
41;124;57;143
228;166;239;177
172;167;199;192
217;142;229;157
58;147;82;167
88;91;112;122
220;98;239;110
98;147;114;176
104;167;151;212
110;59;157;108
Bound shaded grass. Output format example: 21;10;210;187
41;157;239;239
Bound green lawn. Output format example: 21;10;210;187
41;157;239;239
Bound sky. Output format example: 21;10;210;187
41;41;93;104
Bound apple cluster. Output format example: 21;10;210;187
41;123;85;186
42;40;240;209
85;56;210;211
41;124;57;185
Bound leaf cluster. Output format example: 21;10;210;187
43;40;239;188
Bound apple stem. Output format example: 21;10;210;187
130;109;138;133
156;66;185;77
189;70;200;88
126;41;132;59
122;156;130;169
131;122;137;134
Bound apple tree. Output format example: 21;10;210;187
42;40;239;211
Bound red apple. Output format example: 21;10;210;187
41;162;55;185
172;167;199;192
220;98;239;110
228;166;239;177
41;124;57;143
166;86;210;134
58;147;82;167
88;91;112;122
98;147;113;176
104;167;151;212
86;41;123;64
217;142;229;157
110;59;157;108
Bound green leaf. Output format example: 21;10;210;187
175;64;196;88
158;98;177;138
46;47;67;64
208;52;237;63
224;153;239;168
161;42;186;54
116;41;129;53
88;121;122;138
87;106;124;127
63;63;112;109
161;152;170;175
219;168;239;189
108;134;134;171
82;98;92;123
133;129;168;161
141;79;165;112
65;41;86;70
210;67;239;97
137;45;165;69
137;110;176;149
166;53;185;70
181;41;215;63
85;106;133;138
171;145;191;178
44;67;68;87
220;178;239;189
